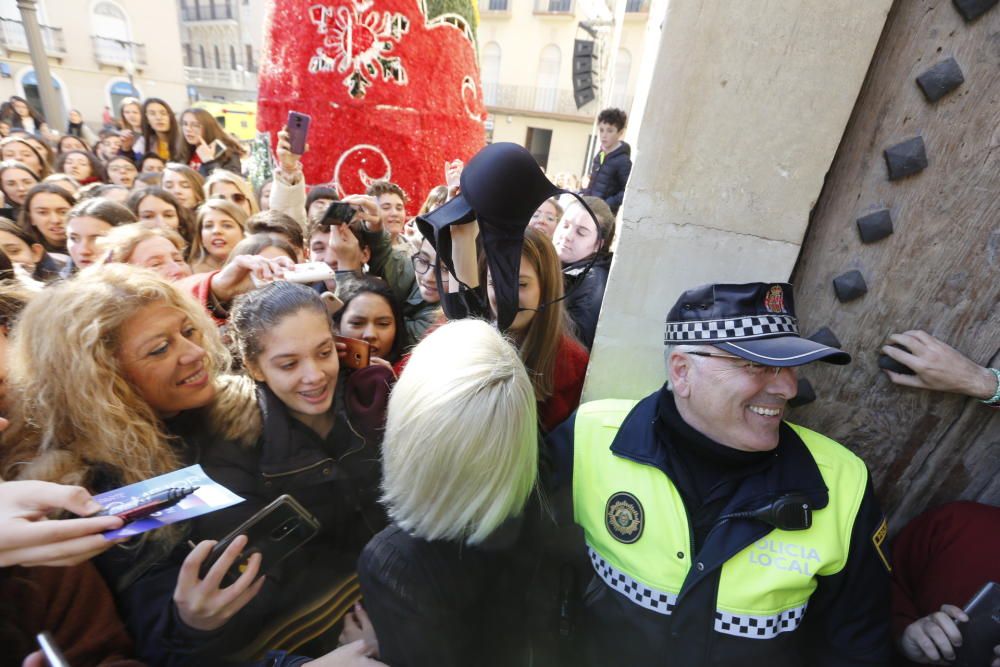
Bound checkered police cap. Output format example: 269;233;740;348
664;283;851;367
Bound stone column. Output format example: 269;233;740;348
583;0;894;401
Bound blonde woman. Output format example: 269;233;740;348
189;198;247;274
356;319;538;666
0;264;309;661
206;169;260;217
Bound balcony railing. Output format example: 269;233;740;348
0;18;65;55
92;36;147;67
184;66;258;92
180;1;236;21
478;0;510;12
483;82;594;116
534;0;574;13
484;82;634;117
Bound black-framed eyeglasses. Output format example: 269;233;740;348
411;254;432;275
686;351;785;377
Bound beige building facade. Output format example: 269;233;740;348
477;0;653;181
0;0;188;126
178;0;265;102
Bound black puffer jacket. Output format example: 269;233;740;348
562;254;612;350
582;142;632;213
124;369;392;665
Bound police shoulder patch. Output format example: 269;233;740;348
871;517;891;573
605;491;644;544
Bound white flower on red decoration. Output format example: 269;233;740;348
308;1;410;98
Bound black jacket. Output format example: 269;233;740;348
547;390;892;666
582;142;632;213
562;254;612;350
358;523;529;667
100;371;390;666
191;149;242;178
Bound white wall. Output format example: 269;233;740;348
584;0;895;401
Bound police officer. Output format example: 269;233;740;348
550;282;891;666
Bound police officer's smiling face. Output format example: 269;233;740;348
670;347;799;452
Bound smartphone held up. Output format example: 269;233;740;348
286;111;311;155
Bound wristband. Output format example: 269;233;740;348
981;368;1000;407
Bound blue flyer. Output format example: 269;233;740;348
95;464;244;540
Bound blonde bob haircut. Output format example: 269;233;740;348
1;264;229;491
381;319;538;545
98;222;188;265
205;169;260;215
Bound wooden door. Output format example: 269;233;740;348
788;0;999;530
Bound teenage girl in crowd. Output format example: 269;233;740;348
189;198;247;274
162;162;205;212
177;108;243;176
528;197;562;238
118;97;144;159
0;96;48;135
333;275;408;372
63;198;137;274
206;169;259;216
0;136;49;179
126;186;194;243
18;183;73;254
106;155;138;189
0;161;39;219
141;98;179;161
56;134;90;156
66;108;99;147
0;218;65;282
54;150;103;186
174;280;394;659
486;227;588;432
0;266;380;666
552;195;615;350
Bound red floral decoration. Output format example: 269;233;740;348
258;0;487;205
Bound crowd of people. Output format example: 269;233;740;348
0;92;996;667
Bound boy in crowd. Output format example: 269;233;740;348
366;180;408;246
582;107;632;214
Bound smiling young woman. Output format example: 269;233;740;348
189;198;247;273
171;280;396;657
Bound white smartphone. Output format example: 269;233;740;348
283;261;336;284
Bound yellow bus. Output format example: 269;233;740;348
193;101;258;142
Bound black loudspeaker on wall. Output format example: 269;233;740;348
573;39;598;109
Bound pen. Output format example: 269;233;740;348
95;486;199;522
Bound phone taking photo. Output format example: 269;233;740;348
335;335;371;370
320;201;357;227
283;261;336;285
286;111;311;155
199;495;321;586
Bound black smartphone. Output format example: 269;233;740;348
954;581;1000;667
320;201;357;226
286;111;311;155
37;631;71;667
199;494;321;586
